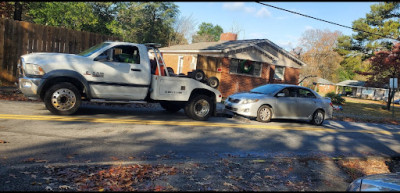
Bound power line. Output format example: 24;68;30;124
255;1;399;41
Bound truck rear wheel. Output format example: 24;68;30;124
160;101;183;113
44;83;81;115
184;95;213;121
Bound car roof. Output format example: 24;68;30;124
266;83;308;89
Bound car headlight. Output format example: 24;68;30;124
241;99;259;104
23;63;45;76
346;179;361;191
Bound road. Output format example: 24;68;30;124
1;100;400;165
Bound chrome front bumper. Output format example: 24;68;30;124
18;77;41;100
224;100;259;118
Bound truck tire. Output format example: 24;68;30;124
184;95;213;121
207;76;219;88
160;101;183;113
44;82;81;115
191;69;205;82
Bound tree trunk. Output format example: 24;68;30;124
387;88;393;110
13;2;22;21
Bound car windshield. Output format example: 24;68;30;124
250;84;285;95
78;42;111;57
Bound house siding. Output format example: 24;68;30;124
317;84;336;95
218;57;298;97
162;54;195;74
162;54;301;98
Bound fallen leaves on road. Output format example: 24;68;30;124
0;89;32;101
50;163;178;191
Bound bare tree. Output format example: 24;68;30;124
299;29;343;83
171;14;197;45
230;20;243;40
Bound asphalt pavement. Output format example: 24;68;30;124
1;93;400;191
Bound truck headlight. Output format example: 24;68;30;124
241;99;259;104
24;63;45;76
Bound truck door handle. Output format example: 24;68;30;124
131;69;141;72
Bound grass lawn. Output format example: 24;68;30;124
333;97;400;125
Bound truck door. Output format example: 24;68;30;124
90;45;150;100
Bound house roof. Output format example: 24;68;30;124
315;77;335;85
336;80;365;87
160;39;307;67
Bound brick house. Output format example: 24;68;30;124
159;33;307;97
314;77;336;95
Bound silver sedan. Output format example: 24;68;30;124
224;84;333;125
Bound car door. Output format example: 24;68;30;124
296;88;318;118
273;87;298;118
90;45;150;100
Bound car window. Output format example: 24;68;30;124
97;45;140;64
299;88;315;98
250;84;285;95
79;42;111;57
276;87;297;97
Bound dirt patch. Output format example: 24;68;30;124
0;87;32;101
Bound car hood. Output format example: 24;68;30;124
361;173;400;189
229;92;269;99
21;52;88;65
348;172;400;191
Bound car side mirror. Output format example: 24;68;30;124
276;93;285;97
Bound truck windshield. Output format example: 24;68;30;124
78;43;111;57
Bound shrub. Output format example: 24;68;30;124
325;92;345;105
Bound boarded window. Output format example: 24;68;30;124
229;58;262;77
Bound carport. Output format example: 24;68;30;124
336;80;365;97
336;80;393;101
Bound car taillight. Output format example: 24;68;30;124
329;102;333;107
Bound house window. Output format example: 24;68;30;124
229;58;262;77
274;66;285;80
177;56;184;74
190;56;197;70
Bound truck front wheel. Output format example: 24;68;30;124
184;95;213;121
44;83;81;115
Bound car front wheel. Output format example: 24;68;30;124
44;83;81;115
256;105;272;123
311;109;325;125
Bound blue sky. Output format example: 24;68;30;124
175;2;378;51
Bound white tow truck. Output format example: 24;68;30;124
18;41;222;121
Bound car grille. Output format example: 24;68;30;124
228;97;240;103
225;105;237;112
